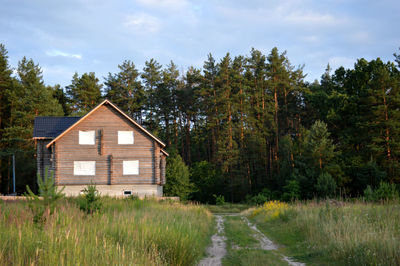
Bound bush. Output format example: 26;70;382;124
164;153;194;200
315;172;336;198
364;181;399;202
190;161;222;203
25;167;64;225
282;180;301;202
77;183;102;214
214;194;225;205
245;188;272;205
363;185;375;202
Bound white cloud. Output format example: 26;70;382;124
349;31;370;43
136;0;188;10
124;13;160;33
301;35;320;44
328;56;355;70
46;49;82;59
284;10;339;25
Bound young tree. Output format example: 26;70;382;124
164;152;193;200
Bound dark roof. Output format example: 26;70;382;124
33;117;81;138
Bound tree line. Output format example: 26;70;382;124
1;43;400;202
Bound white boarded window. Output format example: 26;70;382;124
74;161;95;175
123;160;139;175
118;131;134;144
79;130;95;145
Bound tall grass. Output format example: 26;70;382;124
0;198;213;266
250;201;400;265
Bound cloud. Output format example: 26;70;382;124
124;13;161;33
328;56;355;70
136;0;188;10
283;10;339;25
46;49;82;59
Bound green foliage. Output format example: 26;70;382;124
363;185;375;202
213;194;225;205
190;160;222;203
245;188;272;205
76;183;102;214
282;180;301;202
164;153;193;200
364;181;399;202
66;72;102;115
24;168;64;225
2;41;400;202
315;172;337;198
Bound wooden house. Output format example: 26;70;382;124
33;99;168;197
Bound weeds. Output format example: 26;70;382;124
250;201;400;265
0;198;213;266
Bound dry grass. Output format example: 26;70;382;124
250;201;400;265
0;198;213;266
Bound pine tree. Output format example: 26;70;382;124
141;59;162;132
104;60;144;121
66;72;102;115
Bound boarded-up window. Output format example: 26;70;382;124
79;130;95;145
118;131;134;144
74;161;96;175
123;160;139;175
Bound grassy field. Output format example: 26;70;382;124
0;198;214;266
248;200;400;265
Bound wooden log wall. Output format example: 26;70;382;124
54;104;162;185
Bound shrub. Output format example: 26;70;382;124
364;181;399;202
252;200;289;221
245;188;272;205
214;194;225;205
282;180;301;202
77;183;102;214
363;185;375;202
315;172;336;198
25;167;64;225
164;154;194;200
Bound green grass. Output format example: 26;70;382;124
249;201;400;265
222;215;288;266
223;249;288;266
224;216;258;248
0;198;214;266
205;204;251;213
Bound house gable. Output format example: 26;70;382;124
46;99;165;149
55;103;160;185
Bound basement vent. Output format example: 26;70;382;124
123;190;132;196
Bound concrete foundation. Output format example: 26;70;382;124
59;184;163;197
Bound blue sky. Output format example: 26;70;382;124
1;0;399;87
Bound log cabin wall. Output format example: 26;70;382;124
55;104;159;185
36;139;54;180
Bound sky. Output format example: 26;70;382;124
1;0;400;87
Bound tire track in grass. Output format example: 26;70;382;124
242;216;305;266
198;215;227;266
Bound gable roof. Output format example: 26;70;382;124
46;99;166;148
33;117;81;139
